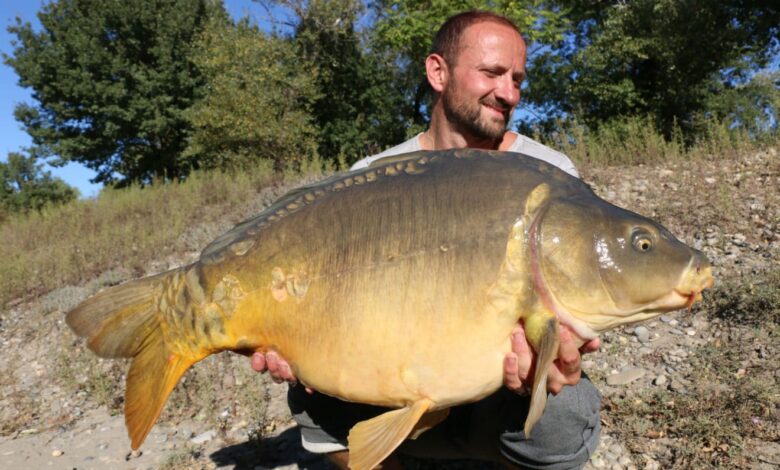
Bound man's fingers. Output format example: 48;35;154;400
557;331;582;377
503;353;525;392
580;337;601;354
511;327;532;376
504;327;533;394
250;352;267;373
543;328;583;394
279;362;297;384
265;351;285;383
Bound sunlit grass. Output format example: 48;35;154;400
0;158;330;306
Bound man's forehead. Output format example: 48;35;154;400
457;21;526;63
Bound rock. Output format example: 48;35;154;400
654;375;668;386
589;456;606;468
634;326;650;343
607;367;646;385
191;429;217;444
51;449;63;457
670;380;686;392
644;457;661;470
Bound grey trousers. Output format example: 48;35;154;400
288;374;601;470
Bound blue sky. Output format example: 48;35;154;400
0;0;282;198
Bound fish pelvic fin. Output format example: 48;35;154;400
524;314;560;437
409;407;450;440
347;398;433;470
66;269;199;449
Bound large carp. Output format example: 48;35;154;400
67;149;713;469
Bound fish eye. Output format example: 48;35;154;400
632;232;653;252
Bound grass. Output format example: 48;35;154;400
605;270;780;468
0;158;330;307
546;115;775;167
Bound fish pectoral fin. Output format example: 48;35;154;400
524;315;560;437
409;407;450;440
347;399;433;470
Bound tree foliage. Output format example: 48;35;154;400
528;0;780;138
184;16;320;169
4;0;224;185
1;153;78;219
268;0;409;162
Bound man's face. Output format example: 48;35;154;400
441;22;527;140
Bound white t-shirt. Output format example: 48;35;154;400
350;132;579;177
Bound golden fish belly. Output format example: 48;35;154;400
223;249;518;409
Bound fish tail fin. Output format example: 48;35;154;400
66;270;197;449
523;315;560;437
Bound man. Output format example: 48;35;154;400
252;11;601;469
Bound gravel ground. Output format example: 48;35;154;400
1;147;777;469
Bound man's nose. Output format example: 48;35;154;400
494;75;520;107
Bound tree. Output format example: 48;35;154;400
266;0;409;162
184;17;320;169
528;0;780;138
5;0;225;186
0;152;78;218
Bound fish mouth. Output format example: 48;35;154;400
676;272;714;310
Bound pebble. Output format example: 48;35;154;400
654;375;668;386
51;449;63;457
607;367;646;385
191;429;217;444
670;380;686;392
633;326;650;343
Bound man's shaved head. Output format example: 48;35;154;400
431;10;522;67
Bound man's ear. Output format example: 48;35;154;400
425;53;448;94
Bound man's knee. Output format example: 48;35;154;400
500;375;601;469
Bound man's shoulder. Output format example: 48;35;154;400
351;135;422;170
508;132;579;178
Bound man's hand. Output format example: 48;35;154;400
503;323;600;394
250;351;314;394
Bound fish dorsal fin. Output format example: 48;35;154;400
347;399;433;470
523;314;560;437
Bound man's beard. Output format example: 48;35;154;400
441;83;511;141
